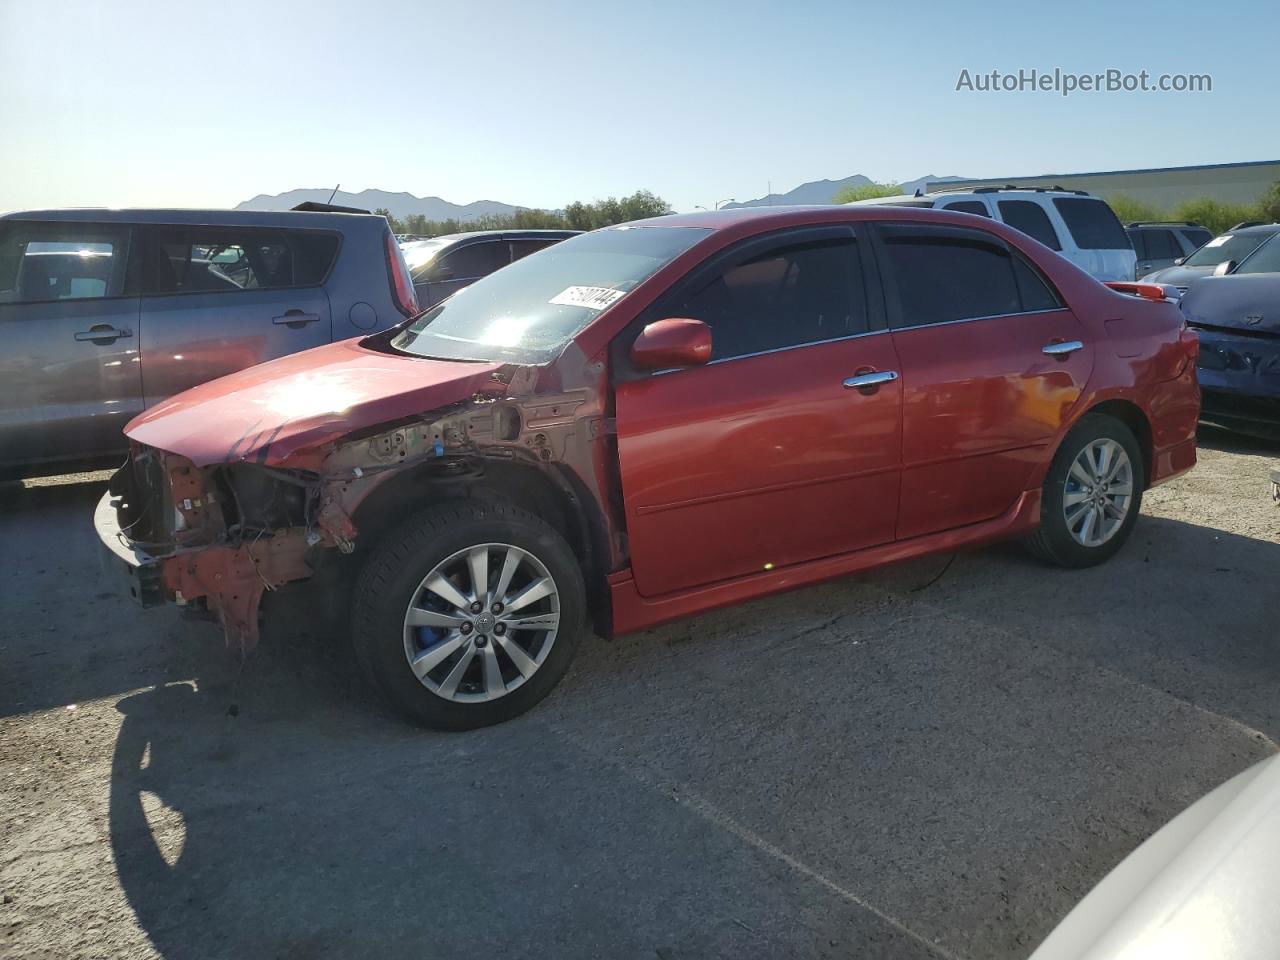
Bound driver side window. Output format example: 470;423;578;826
669;234;867;361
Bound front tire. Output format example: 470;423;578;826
1026;414;1144;569
352;499;586;730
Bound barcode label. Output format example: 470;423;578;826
549;285;626;310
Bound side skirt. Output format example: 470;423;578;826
608;488;1042;636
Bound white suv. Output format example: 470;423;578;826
851;186;1136;282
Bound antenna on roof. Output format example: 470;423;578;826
326;183;340;205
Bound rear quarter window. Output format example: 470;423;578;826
997;200;1062;251
1052;198;1130;250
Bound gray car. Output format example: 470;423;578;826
401;230;579;308
1125;220;1212;278
0;207;419;479
1140;222;1280;294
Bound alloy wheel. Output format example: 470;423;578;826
1063;438;1134;548
401;543;560;703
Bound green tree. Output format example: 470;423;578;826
1171;197;1261;235
1257;179;1280;224
1105;193;1164;225
832;182;901;204
372;207;404;233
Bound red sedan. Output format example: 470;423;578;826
97;206;1201;729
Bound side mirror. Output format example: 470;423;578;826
1213;260;1236;277
1173;256;1185;265
630;318;712;371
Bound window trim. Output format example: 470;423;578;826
611;223;884;380
138;224;343;298
869;220;1066;332
0;221;138;307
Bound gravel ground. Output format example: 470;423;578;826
2;431;1278;960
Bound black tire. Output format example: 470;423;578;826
352;499;586;730
1026;414;1144;569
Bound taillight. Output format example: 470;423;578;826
385;231;420;319
1103;281;1170;302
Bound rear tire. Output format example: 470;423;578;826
1026;414;1144;569
352;499;586;730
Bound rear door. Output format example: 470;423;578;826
872;221;1094;540
614;225;903;597
137;225;335;405
1137;228;1182;277
0;220;142;470
418;240;510;307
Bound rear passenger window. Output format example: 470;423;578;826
670;234;866;361
878;223;1050;327
942;201;990;217
1144;230;1180;259
1052;198;1130;250
151;228;337;294
997;201;1062;251
510;238;561;261
1180;228;1211;250
0;222;130;304
435;241;510;280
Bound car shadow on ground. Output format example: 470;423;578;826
99;507;1280;960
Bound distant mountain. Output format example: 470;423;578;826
235;188;522;222
723;174;968;208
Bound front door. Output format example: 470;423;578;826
138;226;332;405
872;221;1094;540
0;220;142;471
615;225;903;598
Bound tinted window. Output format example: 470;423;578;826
1183;231;1272;267
1012;256;1062;311
1052;198;1130;250
1235;234;1280;275
1128;230;1148;259
0;222;130;304
998;200;1062;250
1143;230;1181;260
942;201;990;217
510;238;563;261
1180;228;1212;249
435;241;509;280
392;226;710;364
878;223;1026;327
670;235;866;361
151;228;334;294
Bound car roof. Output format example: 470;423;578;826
0;208;384;228
1223;223;1280;235
625;205;1024;231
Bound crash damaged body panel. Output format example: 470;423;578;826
102;337;621;653
1182;274;1280;434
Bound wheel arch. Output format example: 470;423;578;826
1078;398;1154;489
348;457;613;630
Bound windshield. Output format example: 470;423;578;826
1184;231;1274;267
1234;234;1280;275
390;225;710;363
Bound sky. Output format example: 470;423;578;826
2;0;1277;214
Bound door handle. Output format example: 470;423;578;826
843;370;898;390
272;310;321;326
74;325;132;343
1042;340;1084;357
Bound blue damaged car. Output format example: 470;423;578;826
1182;231;1280;435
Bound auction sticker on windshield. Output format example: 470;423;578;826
549;286;627;310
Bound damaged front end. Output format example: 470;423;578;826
96;369;615;655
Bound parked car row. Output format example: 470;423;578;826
95;204;1200;730
851;185;1137;281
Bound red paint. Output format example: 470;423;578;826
127;204;1200;638
629;317;713;370
125;338;502;467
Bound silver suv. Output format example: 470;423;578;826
0;207;419;479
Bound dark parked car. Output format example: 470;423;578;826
0;208;418;479
1141;223;1280;294
1181;233;1280;435
97;206;1199;730
1126;221;1212;278
401;230;579;307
